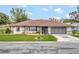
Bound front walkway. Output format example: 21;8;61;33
53;34;79;42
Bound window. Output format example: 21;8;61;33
17;27;20;31
29;27;37;31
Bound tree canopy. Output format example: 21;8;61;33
64;6;79;23
0;12;10;25
10;8;28;23
69;6;79;20
63;19;79;23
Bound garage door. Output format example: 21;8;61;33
51;27;66;34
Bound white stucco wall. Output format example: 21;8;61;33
48;27;51;34
11;26;39;34
67;27;72;34
10;26;71;34
10;27;25;34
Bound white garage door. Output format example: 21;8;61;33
51;27;66;34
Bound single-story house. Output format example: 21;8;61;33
10;19;71;34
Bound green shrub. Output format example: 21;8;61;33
36;31;40;34
5;28;11;33
35;36;43;41
72;30;76;34
77;32;79;34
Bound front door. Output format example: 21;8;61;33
42;27;48;34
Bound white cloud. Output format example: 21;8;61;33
42;6;53;12
66;14;70;19
53;16;61;19
54;8;63;13
42;8;48;11
27;11;33;15
15;5;27;9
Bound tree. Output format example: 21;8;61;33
5;28;11;33
10;8;28;23
0;13;10;25
69;6;79;20
64;19;79;23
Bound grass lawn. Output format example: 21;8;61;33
0;29;6;34
0;34;57;41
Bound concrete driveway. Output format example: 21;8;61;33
53;34;79;42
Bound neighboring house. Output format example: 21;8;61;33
71;23;79;31
10;19;71;34
65;22;79;31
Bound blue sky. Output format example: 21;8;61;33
0;5;77;19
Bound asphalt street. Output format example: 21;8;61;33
0;42;79;54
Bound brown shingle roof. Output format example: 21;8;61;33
10;19;70;27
